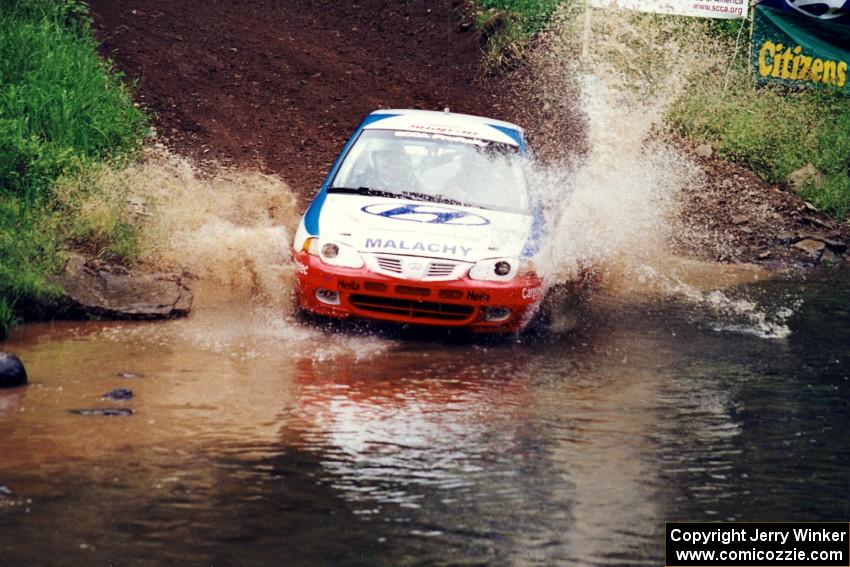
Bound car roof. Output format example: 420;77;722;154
364;109;524;147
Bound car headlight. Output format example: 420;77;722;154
468;258;519;281
303;238;364;269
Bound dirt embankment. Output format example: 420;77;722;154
88;0;846;268
675;144;849;268
88;0;513;196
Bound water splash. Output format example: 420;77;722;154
520;11;796;338
531;73;693;282
115;147;301;307
81;148;396;359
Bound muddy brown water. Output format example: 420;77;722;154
1;265;849;566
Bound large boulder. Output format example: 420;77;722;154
52;253;192;319
0;353;27;388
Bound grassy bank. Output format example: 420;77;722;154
0;0;148;337
665;51;850;219
474;0;564;68
475;1;850;219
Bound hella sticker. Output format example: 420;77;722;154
361;203;489;226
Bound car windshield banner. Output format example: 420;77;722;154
752;3;850;91
588;0;746;18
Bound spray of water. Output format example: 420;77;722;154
108;147;300;306
520;8;795;338
102;148;403;358
531;74;691;281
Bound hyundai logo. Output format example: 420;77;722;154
361;203;490;226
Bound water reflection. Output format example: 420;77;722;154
279;324;708;564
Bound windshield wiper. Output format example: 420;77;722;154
400;190;469;207
328;186;397;198
328;186;469;207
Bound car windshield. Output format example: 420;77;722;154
330;129;530;214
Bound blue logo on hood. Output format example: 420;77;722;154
361;203;490;226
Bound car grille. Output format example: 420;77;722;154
349;294;474;321
426;262;456;278
375;256;403;274
367;254;467;281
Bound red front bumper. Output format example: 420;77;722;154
293;251;544;333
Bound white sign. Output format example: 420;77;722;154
588;0;746;19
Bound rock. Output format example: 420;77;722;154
795;233;848;254
52;253;192;320
0;353;27;389
821;249;842;264
793;238;826;258
820;237;847;254
70;408;134;417
695;143;713;158
801;214;835;230
776;231;795;244
785;164;823;193
731;214;749;225
103;388;133;400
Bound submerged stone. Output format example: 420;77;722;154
103;388;134;400
70;408;134;417
0;353;27;388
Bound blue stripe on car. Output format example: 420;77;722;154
489;124;526;152
303;113;399;236
521;204;545;258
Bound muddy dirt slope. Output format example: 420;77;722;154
88;0;510;195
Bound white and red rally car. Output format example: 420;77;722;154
292;109;544;333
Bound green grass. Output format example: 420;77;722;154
474;0;567;70
666;56;850;219
0;0;149;337
477;0;565;34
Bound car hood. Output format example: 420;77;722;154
317;194;534;262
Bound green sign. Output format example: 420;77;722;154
751;4;850;92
